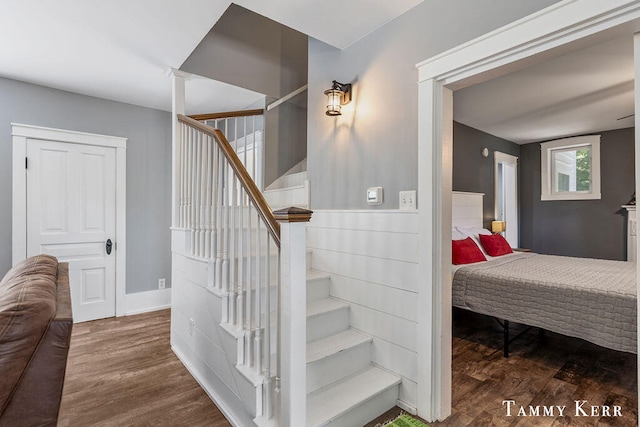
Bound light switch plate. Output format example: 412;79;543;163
367;187;383;205
399;190;417;210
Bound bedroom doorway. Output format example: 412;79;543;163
416;1;640;422
494;152;518;248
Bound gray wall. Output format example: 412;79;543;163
181;4;308;186
307;0;561;209
453;122;520;229
0;77;172;293
520;127;635;260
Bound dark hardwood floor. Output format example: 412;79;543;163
58;309;231;427
366;309;638;426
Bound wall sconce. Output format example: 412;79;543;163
324;80;352;116
491;220;506;233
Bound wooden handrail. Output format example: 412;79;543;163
178;114;280;246
188;109;264;122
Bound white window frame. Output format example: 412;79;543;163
541;135;601;201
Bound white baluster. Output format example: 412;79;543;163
254;220;263;375
203;135;211;259
243;117;248;168
189;128;196;255
182;124;188;228
199;132;207;257
179;123;185;227
237;186;245;331
229;174;237;326
215;149;223;290
245;205;253;367
253;115;257;183
222;158;229;295
234;117;238;154
196;132;204;257
264;231;273;419
210;144;218;264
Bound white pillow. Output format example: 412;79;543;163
451;228;466;241
455;226;493;258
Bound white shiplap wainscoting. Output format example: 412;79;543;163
307;210;419;412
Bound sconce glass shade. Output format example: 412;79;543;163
324;80;352;116
491;220;506;233
325;88;344;116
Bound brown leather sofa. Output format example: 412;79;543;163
0;255;73;427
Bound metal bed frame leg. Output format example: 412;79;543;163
493;318;544;358
504;320;509;358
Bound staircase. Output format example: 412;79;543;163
263;159;400;425
171;110;400;426
264;159;309;210
304;269;401;427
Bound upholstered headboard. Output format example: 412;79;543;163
452;191;484;229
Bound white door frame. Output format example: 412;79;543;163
12;123;127;316
494;151;518;247
416;0;640;421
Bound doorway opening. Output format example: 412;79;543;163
416;2;640;421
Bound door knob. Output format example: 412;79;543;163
106;239;113;255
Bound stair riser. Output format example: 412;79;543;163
321;385;398;427
266;171;307;190
307;308;349;342
264;185;309;210
307;342;372;394
306;277;330;303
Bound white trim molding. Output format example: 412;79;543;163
124;288;172;316
416;0;640;421
11;123;128;317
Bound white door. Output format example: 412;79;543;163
494;152;519;248
27;139;117;322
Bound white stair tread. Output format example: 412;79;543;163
306;269;330;282
307;298;349;318
307;366;401;427
307;329;371;364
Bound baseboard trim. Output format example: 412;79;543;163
397;399;417;415
172;344;252;427
124;288;172;316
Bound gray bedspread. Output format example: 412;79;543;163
453;252;637;354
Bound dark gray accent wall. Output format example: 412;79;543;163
520;127;635;260
307;0;562;209
180;4;308;186
0;77;172;293
453;121;520;229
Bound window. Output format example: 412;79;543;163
541;135;600;201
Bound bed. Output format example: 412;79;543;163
451;191;637;355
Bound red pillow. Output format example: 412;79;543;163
479;233;513;256
452;237;487;265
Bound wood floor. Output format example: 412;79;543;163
366;309;638;426
58;308;636;426
58;309;231;427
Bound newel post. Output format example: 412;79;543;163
274;207;312;427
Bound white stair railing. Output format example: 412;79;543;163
176;113;311;424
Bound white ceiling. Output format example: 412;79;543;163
4;0;631;141
454;35;635;144
0;0;423;114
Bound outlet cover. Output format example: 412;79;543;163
399;190;417;210
158;278;166;289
